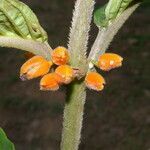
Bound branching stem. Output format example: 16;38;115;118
88;2;140;61
61;0;94;150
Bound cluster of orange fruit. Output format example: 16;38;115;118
20;46;123;91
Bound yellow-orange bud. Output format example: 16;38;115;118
40;73;59;91
20;56;53;80
51;46;69;65
55;65;74;84
98;53;123;71
85;72;105;91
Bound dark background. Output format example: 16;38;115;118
0;0;149;150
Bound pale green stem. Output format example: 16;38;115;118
0;37;52;60
61;0;94;150
68;0;95;72
61;81;86;150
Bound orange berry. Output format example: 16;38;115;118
51;46;69;65
98;53;123;71
55;65;74;84
40;73;59;91
85;72;105;91
20;56;53;80
53;72;64;84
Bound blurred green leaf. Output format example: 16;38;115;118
0;0;48;42
94;0;136;28
105;0;133;20
0;128;15;150
94;4;108;27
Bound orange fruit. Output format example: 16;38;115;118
55;65;74;84
85;72;105;91
51;46;69;65
40;73;60;91
98;53;123;71
20;56;53;80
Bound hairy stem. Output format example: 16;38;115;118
88;2;140;61
0;37;52;60
68;0;95;72
61;0;94;150
61;81;86;150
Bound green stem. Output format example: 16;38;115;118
61;80;86;150
0;37;52;60
88;2;141;61
60;0;94;149
68;0;95;72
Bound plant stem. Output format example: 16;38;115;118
61;81;86;150
88;2;141;61
61;0;94;150
0;37;52;60
68;0;95;72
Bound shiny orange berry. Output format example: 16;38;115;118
55;65;74;84
98;53;123;71
40;73;59;91
85;72;105;91
20;56;53;80
51;46;69;65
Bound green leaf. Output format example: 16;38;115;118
105;0;134;21
94;0;135;28
0;0;48;42
0;128;15;150
94;4;108;27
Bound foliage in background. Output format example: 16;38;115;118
0;128;15;150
